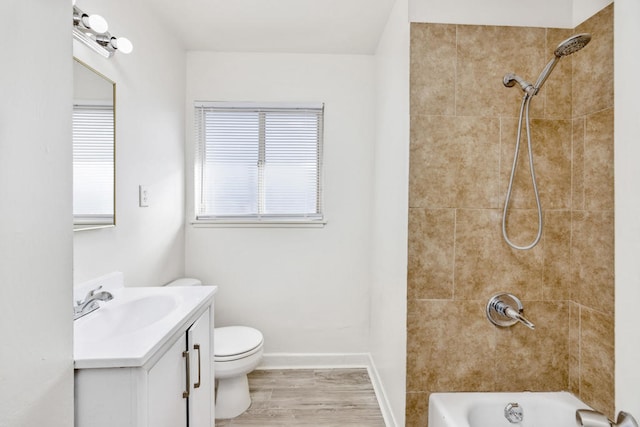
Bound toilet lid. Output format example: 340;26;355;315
214;326;263;357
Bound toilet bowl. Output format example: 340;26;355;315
165;278;264;419
214;326;264;419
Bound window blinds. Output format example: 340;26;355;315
194;102;323;221
72;105;114;224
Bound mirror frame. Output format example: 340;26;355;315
72;58;116;231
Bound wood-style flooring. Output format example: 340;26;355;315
215;368;386;426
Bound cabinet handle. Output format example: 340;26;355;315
194;344;201;389
182;350;190;398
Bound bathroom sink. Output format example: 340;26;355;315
74;294;178;342
74;281;217;369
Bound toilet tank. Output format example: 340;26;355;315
164;277;202;287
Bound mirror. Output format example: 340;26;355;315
72;58;115;230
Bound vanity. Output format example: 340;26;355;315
73;273;217;427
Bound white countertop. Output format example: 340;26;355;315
74;285;217;369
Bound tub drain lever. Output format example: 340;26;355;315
486;293;535;330
505;402;524;424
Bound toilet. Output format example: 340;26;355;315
165;278;264;419
213;325;264;418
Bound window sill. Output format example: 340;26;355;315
190;219;327;228
74;224;115;231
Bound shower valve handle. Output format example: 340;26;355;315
486;293;535;330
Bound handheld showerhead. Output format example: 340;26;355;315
554;33;591;57
532;33;592;91
504;33;592;96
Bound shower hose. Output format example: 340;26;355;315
502;94;543;250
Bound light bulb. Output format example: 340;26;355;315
115;37;133;54
83;14;108;33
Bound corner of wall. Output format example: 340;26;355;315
370;0;410;425
572;0;613;28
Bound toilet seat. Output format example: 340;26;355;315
214;326;263;362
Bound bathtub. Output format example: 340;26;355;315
429;391;593;427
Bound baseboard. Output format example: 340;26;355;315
365;354;398;427
258;352;371;369
257;353;397;427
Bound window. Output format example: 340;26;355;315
72;104;115;226
194;102;324;224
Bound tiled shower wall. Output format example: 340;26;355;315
406;5;613;426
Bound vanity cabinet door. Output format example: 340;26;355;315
187;308;212;427
75;300;214;427
148;333;188;427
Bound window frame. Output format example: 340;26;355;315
192;101;326;227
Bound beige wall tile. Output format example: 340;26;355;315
573;4;614;117
456;25;546;118
407;300;496;393
572;118;586;210
411;24;457;116
580;307;615;418
406;297;420;317
571;210;614;313
454;209;543;300
500;118;572;210
568;302;580;395
410;115;500;209
584;108;614;211
409;114;454;208
495;300;569;391
542;210;571;301
405;392;429;427
407;208;455;300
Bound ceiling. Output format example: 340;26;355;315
140;0;396;54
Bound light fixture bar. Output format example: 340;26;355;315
72;5;133;58
73;27;112;58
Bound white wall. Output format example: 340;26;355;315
409;0;573;27
0;1;74;426
573;0;613;26
185;52;376;353
370;0;410;425
73;0;186;287
615;0;640;419
409;0;612;28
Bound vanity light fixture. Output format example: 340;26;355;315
73;4;133;58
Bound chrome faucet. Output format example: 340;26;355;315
577;410;639;427
73;285;113;320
